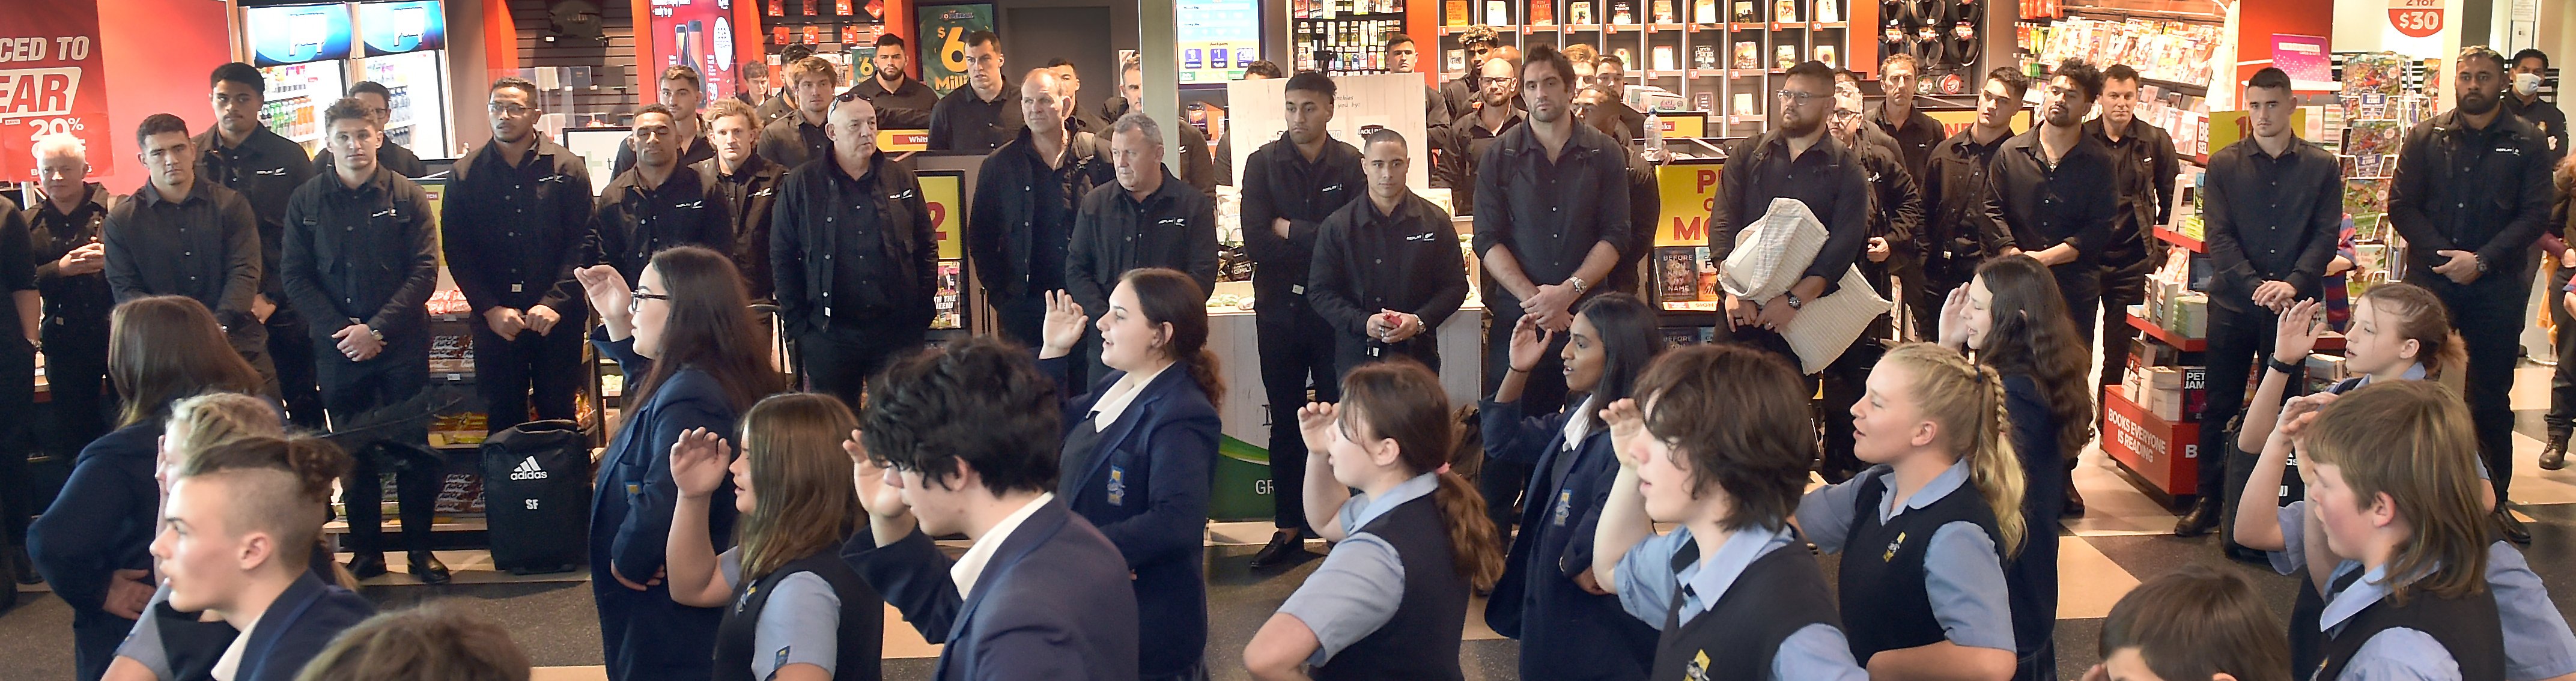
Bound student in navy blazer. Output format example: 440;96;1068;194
1031;270;1224;681
28;296;266;681
1481;294;1663;681
153;435;375;681
840;336;1142;680
574;247;782;681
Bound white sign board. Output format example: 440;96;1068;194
1224;73;1433;190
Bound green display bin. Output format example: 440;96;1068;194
1210;435;1277;521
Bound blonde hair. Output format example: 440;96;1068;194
1883;343;2027;555
2303;381;2489;604
165;393;285;471
32;133;86;163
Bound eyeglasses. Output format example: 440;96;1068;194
837;90;863;103
487;103;532;117
1830;110;1862;122
1775;89;1828;104
629;289;671;313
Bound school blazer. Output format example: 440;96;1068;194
590;329;741;584
1041;356;1221;676
841;498;1143;680
1479;398;1658;679
229;569;376;681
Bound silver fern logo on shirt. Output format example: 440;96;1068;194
674;201;702;210
890;189;916;200
1320;184;1342;193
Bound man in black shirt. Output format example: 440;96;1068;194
1308;129;1468;376
1984;59;2116;342
758;56;840;171
612;65;718;176
2172;68;2342;537
1870;53;1944;184
282;98;445;584
311;82;427;178
26;135;115;452
1042;59;1108;136
2506;49;2566;163
771;94;937;409
198;62;320;425
1441;26;1502;123
591;104;733;283
1915;67;2027;339
698;98;786;302
1238;71;1367;568
1435;55;1523;215
1065;112;1221;380
1469;44;1632;542
1102;56;1220;196
1387;35;1448;130
0;190;33;581
2386;46;2557;543
928;31;1025;156
848;33;937;129
443;76;594;435
2085;64;2180;457
970;70;1111;348
105;114;271;385
1709;62;1874;479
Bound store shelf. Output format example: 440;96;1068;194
2127;313;2205;351
2153;226;2203;253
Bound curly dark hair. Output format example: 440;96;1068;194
860;336;1062;495
1971;255;2095;459
1637;344;1811;531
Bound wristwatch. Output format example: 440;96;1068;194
1783;292;1805;310
2268;356;2304;376
1567;276;1592;295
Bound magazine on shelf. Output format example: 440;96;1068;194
1695;0;1719;23
1693;44;1718;70
1612;0;1635;23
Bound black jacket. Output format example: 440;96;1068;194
928;82;1025;155
1469;121;1633;312
770;153;937;335
1065;169;1220;315
102;180;264;330
279;166;441;342
2201;136;2343;299
1432;107;1523;213
312;139;428;179
1853;134;1925;286
697;154;788;301
1983;128;2118;270
1709;131;1873;290
612;130;717;177
848;76;939;129
1093;99;1223;199
969;128;1113;300
2084;118;2180;275
2502;93;2568;164
1918;128;2018;285
590;163;735;283
1308;193;1469;368
1238;134;1366;301
1870;102;1946;183
2387;110;2557;288
26;184;114;336
756;114;834;171
442;138;594;318
194;126;314;303
0;199;27;347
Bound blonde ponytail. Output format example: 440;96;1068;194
1883;344;2028;557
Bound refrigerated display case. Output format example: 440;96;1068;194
239;1;455;160
356;0;454;159
245;3;354;153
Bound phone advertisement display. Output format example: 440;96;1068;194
648;0;737;107
357;0;445;55
246;4;354;67
1178;0;1259;83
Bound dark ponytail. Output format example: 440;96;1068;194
1120;268;1226;408
1338;362;1503;590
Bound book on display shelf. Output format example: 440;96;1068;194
1733;0;1755;22
1530;0;1554;24
1815;0;1836;21
1653;46;1677;71
1812;45;1836;68
1772;0;1794;22
1612;0;1635;23
1693;44;1718;70
1652;0;1675;23
1487;1;1510;25
1695;0;1718;23
1446;0;1469;23
1571;0;1594;23
1733;41;1759;68
1774;44;1796;69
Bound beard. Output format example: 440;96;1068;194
2456;91;2500;115
1778;114;1822;137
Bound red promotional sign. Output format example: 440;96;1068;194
2388;0;2443;38
1;0;110;181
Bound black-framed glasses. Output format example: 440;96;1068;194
1775;89;1828;104
837;90;863;103
630;289;671;313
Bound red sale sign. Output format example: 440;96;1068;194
1;1;111;181
2388;0;2443;38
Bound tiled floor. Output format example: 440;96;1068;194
10;366;2576;680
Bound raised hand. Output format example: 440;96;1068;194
669;428;734;500
1600;398;1645;468
1937;282;1973;349
576;265;632;322
1039;290;1090;359
845;429;911;521
1507;315;1554;374
2272;298;2324;365
1297;402;1341;455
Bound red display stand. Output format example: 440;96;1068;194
2101;384;2201;504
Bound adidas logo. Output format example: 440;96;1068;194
508;456;548;481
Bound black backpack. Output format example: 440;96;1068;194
480;420;592;574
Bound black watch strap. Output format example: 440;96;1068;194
2269;356;2305;376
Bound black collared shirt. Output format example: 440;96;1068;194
2387;110;2557;284
195;126;314;301
970;127;1113;300
770;153;936;334
1308;193;1469;349
280;166;440;340
756;114;833;171
102;179;264;328
2502;94;2568;163
2083;118;2181;270
1065;169;1220;315
0;198;30;345
1469;121;1633;310
1709;130;1872;285
26;184;115;333
1432;107;1523;215
1853;135;1924;286
1871;102;1945;183
928;82;1025;155
1239;133;1365;298
1983;128;2118;270
849;76;939;129
312;139;429;179
591;163;735;283
698;154;788;301
1918;128;2018;282
443;137;595;316
2202;136;2344;298
612;129;717;177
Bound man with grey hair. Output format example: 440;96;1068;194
25;134;115;464
770;92;937;408
1064;111;1219;377
970;68;1111;348
1105;55;1218;195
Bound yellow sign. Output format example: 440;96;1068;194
879;129;931;153
1654;112;1708;138
1653;162;1725;247
1924;109;2031;138
2205;109;2309;156
920;172;963;259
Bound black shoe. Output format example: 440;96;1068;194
347;552;389;580
1248;531;1313;569
2544;437;2569;471
2496;507;2533;545
2174;497;2222;537
409;552;451;585
10;546;38;585
2063;482;2088;518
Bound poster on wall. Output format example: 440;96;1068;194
917;3;995;96
648;0;737;106
1178;0;1260;84
4;0;114;181
357;1;447;56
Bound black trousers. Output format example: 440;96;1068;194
0;340;29;546
474;319;588;434
1478;309;1567;544
42;316;112;453
2098;270;2146;390
991;294;1048;353
320;334;435;555
1259;302;1337;531
2195;291;2279;500
2429;274;2530;503
799;326;926;411
2546;262;2576;440
2053;264;2103;346
267;307;325;429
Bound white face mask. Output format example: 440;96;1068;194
2514;72;2543;96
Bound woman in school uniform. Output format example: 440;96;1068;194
1241;362;1502;680
1589;344;1868;680
1034;270;1224;681
575;246;783;681
1480;293;1665;681
1797;342;2025;681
